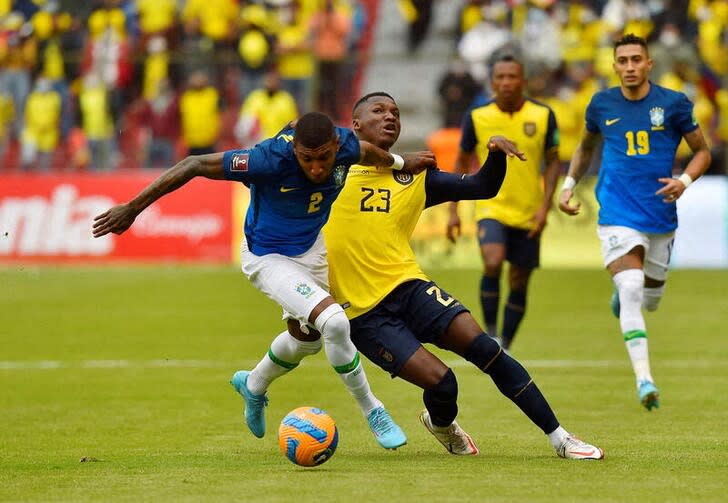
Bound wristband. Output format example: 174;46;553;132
678;173;693;189
561;175;577;191
389;153;405;171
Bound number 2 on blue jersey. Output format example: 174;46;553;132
308;192;323;213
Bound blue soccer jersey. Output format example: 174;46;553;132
222;126;360;256
586;84;697;233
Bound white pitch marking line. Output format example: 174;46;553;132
0;359;720;370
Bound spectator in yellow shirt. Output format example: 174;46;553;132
21;78;62;171
180;70;220;155
78;73;116;171
234;69;298;148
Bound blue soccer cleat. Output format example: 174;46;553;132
638;380;660;411
230;370;268;438
367;407;407;449
610;290;620;318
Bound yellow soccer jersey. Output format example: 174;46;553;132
324;165;429;319
461;98;558;229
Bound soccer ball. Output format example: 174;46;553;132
278;406;339;467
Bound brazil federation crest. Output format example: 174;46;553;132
650;107;665;131
523;121;537;137
295;282;314;298
332;165;347;188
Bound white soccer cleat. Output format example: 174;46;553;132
556;435;604;460
419;410;479;455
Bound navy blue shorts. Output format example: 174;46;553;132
477;218;540;269
349;279;469;377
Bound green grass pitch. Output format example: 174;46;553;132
1;266;726;502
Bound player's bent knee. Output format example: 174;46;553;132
426;368;458;400
313;303;350;343
463;333;502;371
287;319;322;342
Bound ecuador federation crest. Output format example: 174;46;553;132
650;107;665;130
523;121;537;137
392;170;413;186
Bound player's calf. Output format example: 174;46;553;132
423;368;459;427
642;285;665;312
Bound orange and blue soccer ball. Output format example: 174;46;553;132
278;407;338;467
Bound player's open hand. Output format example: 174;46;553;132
527;206;548;238
401;151;437;174
655;177;686;203
558;188;581;215
487;136;526;161
92;203;139;238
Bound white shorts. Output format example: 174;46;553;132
241;232;331;328
597;225;675;281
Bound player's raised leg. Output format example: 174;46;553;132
232;322;323;437
312;298;407;449
605;238;659;411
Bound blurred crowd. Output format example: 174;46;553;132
431;0;728;173
0;0;367;171
2;0;726;173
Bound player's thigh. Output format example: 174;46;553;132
349;309;422;378
598;225;648;273
477;219;507;269
241;242;330;326
398;280;471;346
437;311;484;357
643;232;675;283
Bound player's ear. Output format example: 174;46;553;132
352;118;360;132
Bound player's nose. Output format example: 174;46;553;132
309;161;326;177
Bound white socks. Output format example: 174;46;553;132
547;426;570;449
613;269;654;385
314;304;383;416
247;330;321;395
643;285;665;312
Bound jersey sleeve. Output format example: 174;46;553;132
545;107;559;152
459;111;477;153
673;92;699;135
222;143;272;184
424;150;506;207
584;95;600;134
334;127;361;165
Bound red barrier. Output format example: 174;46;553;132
0;173;233;263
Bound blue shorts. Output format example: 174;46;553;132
477;218;540;269
349;279;469;377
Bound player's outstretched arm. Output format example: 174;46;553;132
92;153;226;238
558;130;600;216
358;140;436;174
655;127;712;203
425;136;522;208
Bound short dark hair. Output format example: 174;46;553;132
488;49;525;77
614;33;648;55
352;92;396;115
294;112;335;148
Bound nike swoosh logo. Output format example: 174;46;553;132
279;187;299;193
572;449;596;457
605;118;621;126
